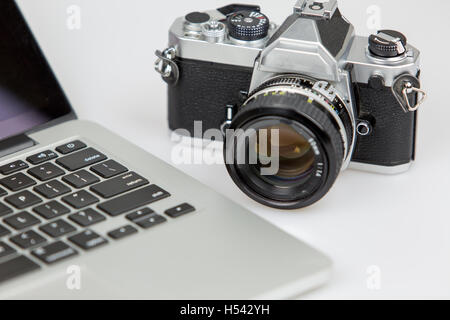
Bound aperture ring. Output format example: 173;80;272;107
244;85;351;167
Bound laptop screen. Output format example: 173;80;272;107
0;0;73;141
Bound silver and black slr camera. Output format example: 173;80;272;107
155;0;427;210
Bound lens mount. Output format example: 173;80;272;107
224;75;354;209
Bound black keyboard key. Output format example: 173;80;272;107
62;190;99;209
126;208;154;222
32;241;78;265
0;242;16;259
33;201;70;220
0;203;12;218
91;172;149;199
63;170;100;189
26;150;58;165
0;160;29;175
34;180;71;199
108;225;138;240
0;187;6;197
5;191;43;210
28;163;65;182
69;208;106;227
0;225;11;238
4;212;41;231
56;140;87;155
91;160;128;179
98;185;171;217
136;214;167;229
56;148;107;171
68;230;108;251
40;220;77;238
165;203;196;218
10;230;46;249
0;173;36;192
0;256;40;284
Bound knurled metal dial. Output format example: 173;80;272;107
227;11;270;41
369;30;407;58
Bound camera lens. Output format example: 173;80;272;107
224;76;354;209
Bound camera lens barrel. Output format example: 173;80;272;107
224;76;354;209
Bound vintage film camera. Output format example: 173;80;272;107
155;0;427;209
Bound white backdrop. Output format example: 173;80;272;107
16;0;450;299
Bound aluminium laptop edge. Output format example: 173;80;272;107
0;0;331;299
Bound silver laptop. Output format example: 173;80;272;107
0;0;331;299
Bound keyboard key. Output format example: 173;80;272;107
5;191;42;210
0;173;36;192
34;180;71;199
26;150;58;165
56;148;107;171
0;225;11;238
32;241;78;265
108;225;138;240
68;230;108;251
62;190;99;209
98;185;171;217
0;160;29;175
0;187;6;197
126;208;154;222
4;212;41;231
90;172;149;199
33;201;70;220
28;163;65;182
0;256;40;284
136;214;167;229
56;140;87;155
63;170;100;189
91;160;128;179
69;208;106;227
0;242;16;259
10;230;46;249
165;203;196;218
0;203;12;218
40;220;77;238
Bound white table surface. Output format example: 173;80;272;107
16;0;450;299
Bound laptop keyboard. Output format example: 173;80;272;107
0;141;195;284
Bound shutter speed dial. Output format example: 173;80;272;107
227;11;270;41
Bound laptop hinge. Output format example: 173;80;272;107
0;134;36;159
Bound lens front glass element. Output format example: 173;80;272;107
230;117;327;204
255;123;315;185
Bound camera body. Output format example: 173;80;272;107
156;0;427;209
157;0;426;174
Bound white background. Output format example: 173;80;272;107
16;0;450;299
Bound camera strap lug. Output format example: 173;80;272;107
155;47;179;85
392;75;427;113
220;104;237;136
